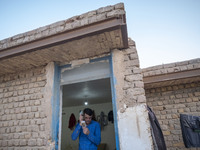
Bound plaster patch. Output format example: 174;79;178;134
117;104;152;150
61;67;73;73
44;62;55;141
71;58;90;67
111;49;125;109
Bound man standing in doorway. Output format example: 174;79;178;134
71;108;101;150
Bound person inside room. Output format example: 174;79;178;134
71;108;101;150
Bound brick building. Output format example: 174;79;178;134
0;2;199;150
143;58;200;150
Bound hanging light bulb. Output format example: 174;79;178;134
84;101;88;105
84;95;88;105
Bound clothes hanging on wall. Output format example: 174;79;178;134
97;111;108;130
180;114;200;148
68;113;76;130
92;110;97;121
108;110;114;123
147;106;167;150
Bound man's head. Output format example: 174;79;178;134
83;108;93;125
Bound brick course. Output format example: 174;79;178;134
142;58;200;77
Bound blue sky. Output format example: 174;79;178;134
0;0;199;68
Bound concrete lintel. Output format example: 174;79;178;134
0;18;127;60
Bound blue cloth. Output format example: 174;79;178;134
71;120;101;150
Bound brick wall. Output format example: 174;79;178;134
118;38;146;111
0;66;48;149
146;82;200;150
112;38;152;149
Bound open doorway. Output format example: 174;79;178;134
61;78;116;150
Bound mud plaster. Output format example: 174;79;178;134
44;62;55;148
117;105;152;150
111;49;125;111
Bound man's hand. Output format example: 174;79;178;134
82;127;90;135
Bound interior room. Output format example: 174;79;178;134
61;78;116;150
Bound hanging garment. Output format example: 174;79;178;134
92;110;97;121
68;113;76;130
180;114;200;148
97;111;108;130
147;106;167;150
108;110;114;123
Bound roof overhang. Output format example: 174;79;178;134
0;11;128;76
143;68;200;89
0;17;128;60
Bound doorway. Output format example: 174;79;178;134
61;78;116;150
59;58;118;150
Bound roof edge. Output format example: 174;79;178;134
142;58;200;78
0;3;125;51
0;17;127;60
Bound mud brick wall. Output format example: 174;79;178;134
146;82;200;150
112;38;152;149
0;66;49;150
119;38;146;111
123;39;146;104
